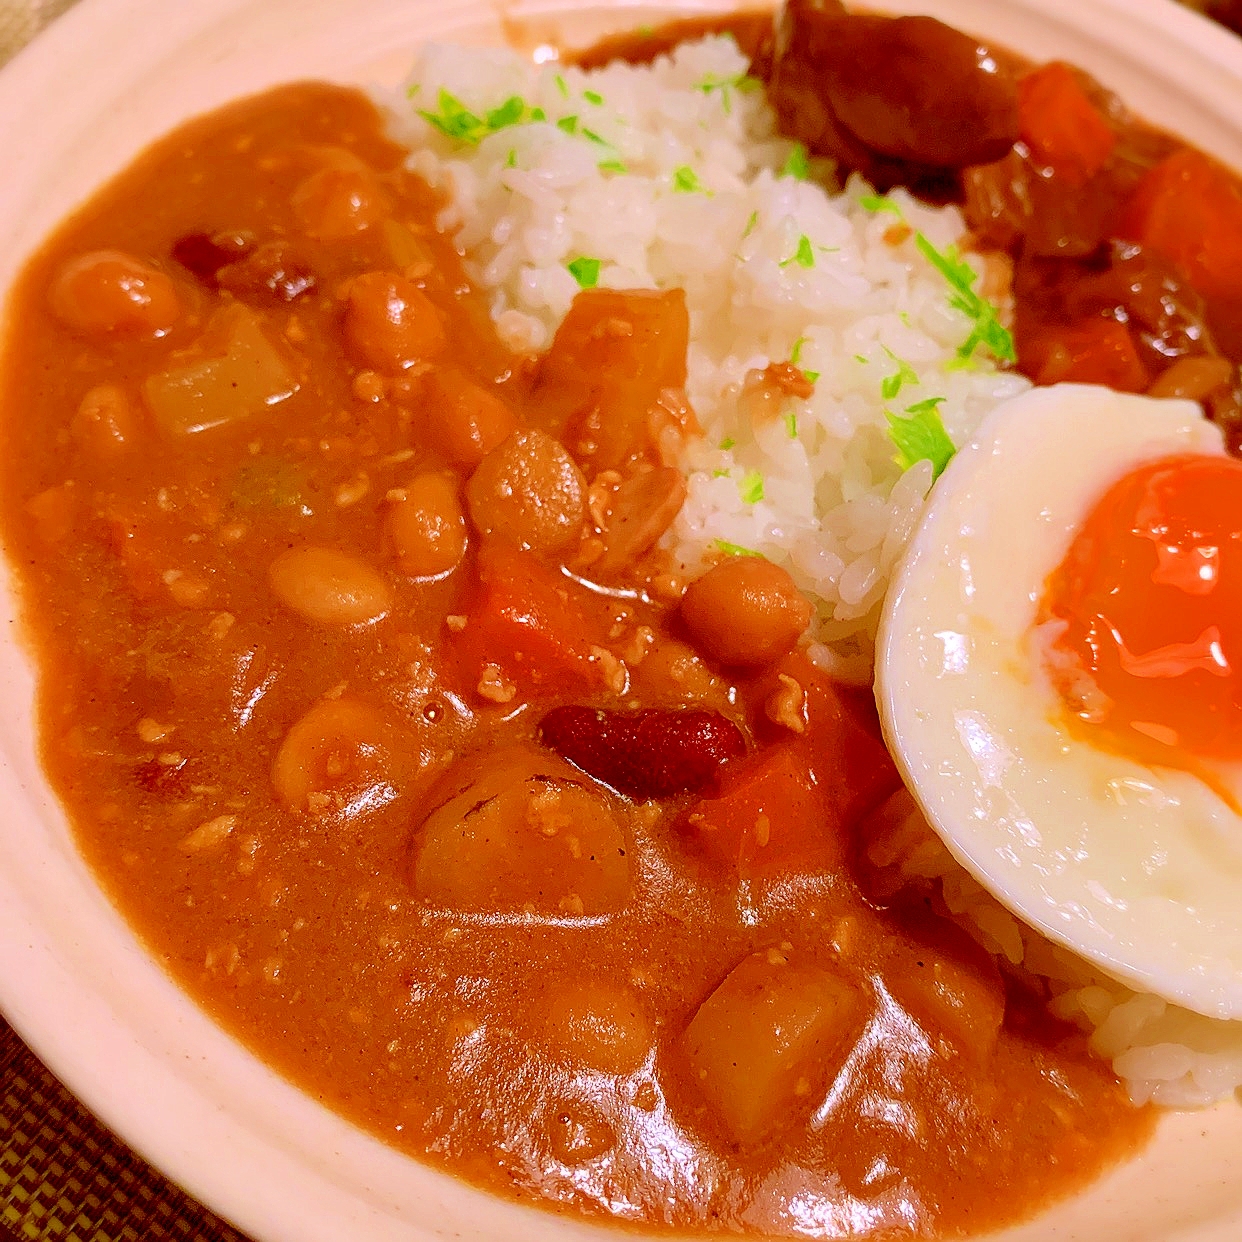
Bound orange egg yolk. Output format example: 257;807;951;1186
1043;452;1242;765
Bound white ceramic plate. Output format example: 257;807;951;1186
3;1;1242;1240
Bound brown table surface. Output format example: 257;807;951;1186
3;0;1242;1239
1;1016;248;1241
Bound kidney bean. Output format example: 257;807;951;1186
171;231;253;286
539;706;745;800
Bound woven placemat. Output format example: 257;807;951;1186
0;1017;249;1242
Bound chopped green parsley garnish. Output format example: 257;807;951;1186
719;436;736;450
694;71;760;114
419;90;536;144
567;256;601;289
598;158;627;174
554;74;569;98
715;539;762;558
860;193;903;216
913;234;1016;364
780;142;811;181
789;338;821;385
529;106;546;122
584;89;604;106
853;353;868;364
880;348;919;401
582;127;607;145
673;165;704;193
741;209;759;240
886;397;955;478
557;115;579;135
712;468;731;478
740;470;765;504
780;235;816;269
504;149;517;169
858;196;1016;365
784;411;799;438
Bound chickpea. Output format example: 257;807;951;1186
388;472;467;578
269;546;391;627
545;979;652;1076
291;165;385;242
465;429;586;556
49;249;181;335
680;557;812;667
344;271;446;374
424;366;517;467
71;384;139;454
272;697;388;812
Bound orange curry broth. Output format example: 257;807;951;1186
0;81;1148;1235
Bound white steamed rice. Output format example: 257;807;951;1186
386;34;1029;684
379;34;1242;1109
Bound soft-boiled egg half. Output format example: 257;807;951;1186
877;383;1242;1020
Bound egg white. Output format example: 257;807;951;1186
875;383;1242;1020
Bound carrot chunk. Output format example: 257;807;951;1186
684;743;820;878
457;545;601;697
1026;317;1150;392
789;656;901;823
683;657;900;880
1016;62;1116;186
1120;148;1242;301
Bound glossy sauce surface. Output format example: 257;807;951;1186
0;78;1148;1240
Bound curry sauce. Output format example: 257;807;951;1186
0;77;1151;1238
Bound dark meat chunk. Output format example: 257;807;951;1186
539;706;745;800
963;104;1176;258
766;0;1019;190
1013;241;1219;381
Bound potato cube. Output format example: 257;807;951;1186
413;745;630;917
683;950;865;1143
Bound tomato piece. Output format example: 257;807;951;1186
456;545;601;696
1016;62;1115;186
1120;148;1242;302
1024;317;1150;392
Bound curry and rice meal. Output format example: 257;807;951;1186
5;0;1242;1235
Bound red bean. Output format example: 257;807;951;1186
539;707;745;800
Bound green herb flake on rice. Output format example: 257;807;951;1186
886;397;956;478
566;256;601;289
714;539;762;557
